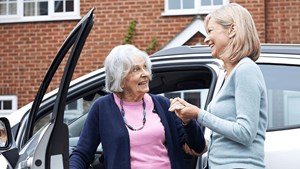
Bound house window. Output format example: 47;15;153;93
0;0;80;23
163;0;228;16
0;95;18;116
163;89;209;109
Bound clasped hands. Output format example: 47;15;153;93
169;97;207;156
168;97;200;125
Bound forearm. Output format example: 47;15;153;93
183;119;206;153
198;109;257;146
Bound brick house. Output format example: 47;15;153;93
0;0;299;116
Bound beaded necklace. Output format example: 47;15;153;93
120;98;146;131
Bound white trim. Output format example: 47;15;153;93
162;17;207;50
0;0;80;24
0;16;81;23
162;7;217;16
162;0;228;16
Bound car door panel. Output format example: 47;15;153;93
0;8;95;169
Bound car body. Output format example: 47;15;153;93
1;8;300;168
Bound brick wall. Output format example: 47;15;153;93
0;0;300;108
265;0;300;43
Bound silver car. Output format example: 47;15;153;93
1;8;300;169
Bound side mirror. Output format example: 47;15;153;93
0;117;12;150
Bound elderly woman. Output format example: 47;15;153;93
69;44;206;169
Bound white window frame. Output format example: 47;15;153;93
162;0;229;16
0;95;18;116
0;0;80;24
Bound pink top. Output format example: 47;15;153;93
113;93;171;169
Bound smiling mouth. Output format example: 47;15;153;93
139;81;148;85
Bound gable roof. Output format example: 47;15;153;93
162;16;207;50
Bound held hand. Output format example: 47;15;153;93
182;140;209;156
169;98;200;124
182;143;201;156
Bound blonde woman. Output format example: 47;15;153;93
170;3;268;169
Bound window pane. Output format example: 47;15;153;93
24;2;35;16
201;0;211;6
183;0;194;9
3;101;12;110
169;0;180;10
260;64;300;130
67;101;77;110
184;92;200;107
8;3;16;14
164;92;180;99
37;1;48;15
33;113;51;134
54;0;63;12
66;0;73;12
201;0;223;6
0;4;6;15
213;0;222;5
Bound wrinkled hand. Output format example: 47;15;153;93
182;143;200;156
182;140;209;156
169;97;200;124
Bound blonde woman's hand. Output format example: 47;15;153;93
169;97;200;124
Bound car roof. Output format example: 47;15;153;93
151;44;300;58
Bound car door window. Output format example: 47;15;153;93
31;93;104;136
67;92;107;137
260;64;300;131
31;96;93;134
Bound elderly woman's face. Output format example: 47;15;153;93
122;57;150;97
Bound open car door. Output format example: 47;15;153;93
0;8;94;169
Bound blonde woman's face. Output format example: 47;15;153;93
204;19;231;59
121;57;150;98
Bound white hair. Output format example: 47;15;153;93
104;44;152;93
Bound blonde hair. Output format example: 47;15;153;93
204;3;261;62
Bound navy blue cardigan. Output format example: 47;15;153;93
69;93;205;169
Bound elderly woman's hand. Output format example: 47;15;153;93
182;141;208;156
169;97;200;124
